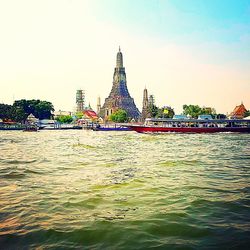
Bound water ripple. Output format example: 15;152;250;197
0;131;249;249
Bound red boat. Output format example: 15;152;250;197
127;118;250;133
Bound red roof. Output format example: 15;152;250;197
83;110;98;120
229;103;247;118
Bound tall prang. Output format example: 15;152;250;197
96;96;101;115
100;47;140;120
141;87;150;121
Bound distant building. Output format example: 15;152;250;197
76;89;85;112
83;110;98;120
53;110;72;118
27;113;38;124
229;103;247;119
99;47;140;120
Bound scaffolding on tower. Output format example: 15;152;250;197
76;89;85;112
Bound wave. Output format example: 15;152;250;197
1;159;37;165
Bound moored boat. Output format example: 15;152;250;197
126;118;250;133
94;126;131;131
93;124;131;131
23;125;39;132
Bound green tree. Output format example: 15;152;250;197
109;109;128;123
156;106;175;118
148;104;158;118
75;112;84;119
0;103;28;122
13;99;54;120
0;100;54;122
12;100;29;122
56;115;73;124
0;104;12;120
244;110;250;117
34;101;54;119
11;106;27;122
183;104;218;118
201;107;216;115
183;104;202;118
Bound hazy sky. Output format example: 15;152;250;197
0;0;249;114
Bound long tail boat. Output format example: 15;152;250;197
126;118;250;133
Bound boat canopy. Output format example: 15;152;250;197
198;115;213;120
173;115;188;119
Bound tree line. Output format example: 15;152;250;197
183;104;217;118
108;104;227;123
148;104;175;118
0;99;54;123
145;103;248;120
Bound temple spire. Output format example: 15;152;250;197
100;48;140;120
116;47;123;68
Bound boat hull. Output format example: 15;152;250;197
127;126;250;133
94;126;131;131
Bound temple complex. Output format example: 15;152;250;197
99;48;140;120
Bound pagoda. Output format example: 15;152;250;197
100;48;140;120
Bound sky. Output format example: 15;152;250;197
0;0;249;114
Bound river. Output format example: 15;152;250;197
0;130;249;249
